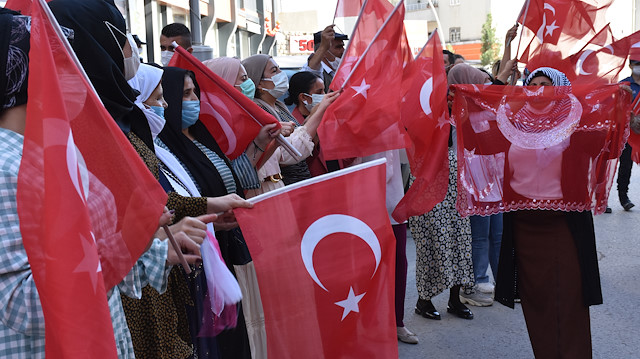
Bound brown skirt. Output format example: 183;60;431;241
512;210;592;359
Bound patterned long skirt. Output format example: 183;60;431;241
409;148;474;300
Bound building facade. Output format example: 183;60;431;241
122;0;280;63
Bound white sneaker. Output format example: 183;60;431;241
460;286;493;307
476;282;495;295
397;326;419;344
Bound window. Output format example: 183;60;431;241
449;27;460;42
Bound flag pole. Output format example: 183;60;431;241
338;0;405;91
510;0;530;85
333;0;369;80
427;0;446;48
162;225;192;274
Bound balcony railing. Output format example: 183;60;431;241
406;0;438;12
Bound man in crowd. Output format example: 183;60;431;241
160;23;193;66
302;25;348;92
617;59;640;211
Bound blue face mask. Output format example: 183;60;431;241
237;79;256;99
150;106;165;118
181;100;200;129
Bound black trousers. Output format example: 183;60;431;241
617;143;633;200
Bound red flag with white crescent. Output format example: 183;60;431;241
169;46;280;160
17;1;167;357
234;159;397;359
392;29;450;222
319;1;411;160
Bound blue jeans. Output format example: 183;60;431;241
469;214;503;283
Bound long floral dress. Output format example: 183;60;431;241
409;148;474;300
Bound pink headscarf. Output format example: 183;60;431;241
203;57;242;85
447;63;491;85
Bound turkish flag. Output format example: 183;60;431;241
168;46;280;160
518;0;612;47
319;1;411;160
518;0;613;68
334;0;365;18
234;159;397;358
17;1;167;357
330;0;398;91
451;83;630;216
392;29;450;222
568;30;640;85
4;0;50;15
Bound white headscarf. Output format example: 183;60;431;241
127;63;165;139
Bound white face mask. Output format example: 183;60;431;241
261;71;289;98
303;93;325;111
123;34;141;80
325;55;341;71
105;22;140;80
161;50;174;67
633;65;640;76
139;104;166;140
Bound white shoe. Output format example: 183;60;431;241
397;326;419;344
460;286;493;307
476;282;495;295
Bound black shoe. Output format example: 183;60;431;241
622;199;635;211
447;301;474;320
415;299;441;320
605;207;612;213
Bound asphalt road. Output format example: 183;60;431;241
398;170;640;359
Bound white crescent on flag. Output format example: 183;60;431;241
419;78;434;116
200;95;238;155
300;214;381;292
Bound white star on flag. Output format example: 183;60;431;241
436;113;450;129
545;20;559;37
74;232;102;293
351;79;371;99
334;286;366;321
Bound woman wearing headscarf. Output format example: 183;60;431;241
202;56;279;193
447;64;504;308
158;67;253;359
50;1;252;358
0;8;203;358
241;54;340;192
491;67;604;358
410;66;475;322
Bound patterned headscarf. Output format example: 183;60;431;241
0;9;29;112
524;67;571;86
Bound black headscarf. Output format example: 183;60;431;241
159;67;242;198
49;0;153;148
0;8;29;113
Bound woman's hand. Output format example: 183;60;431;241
253;123;280;150
311;90;341;115
279;121;295;137
167;214;217;244
166;231;202;265
206;194;253;214
505;24;518;46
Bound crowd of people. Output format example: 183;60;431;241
0;0;637;358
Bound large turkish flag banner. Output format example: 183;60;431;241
234;159;397;359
